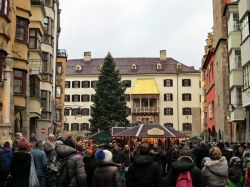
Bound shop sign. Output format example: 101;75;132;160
147;128;164;135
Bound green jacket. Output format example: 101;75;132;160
227;176;244;187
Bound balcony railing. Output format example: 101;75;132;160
132;107;159;113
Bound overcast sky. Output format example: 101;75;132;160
59;0;213;69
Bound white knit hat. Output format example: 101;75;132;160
103;150;113;162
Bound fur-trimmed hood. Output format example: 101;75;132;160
172;156;195;171
204;156;228;177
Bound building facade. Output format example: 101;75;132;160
212;0;231;141
55;49;67;134
202;47;216;140
64;51;201;138
224;1;246;142
239;0;250;142
0;0;61;144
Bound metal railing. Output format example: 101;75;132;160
132;107;159;113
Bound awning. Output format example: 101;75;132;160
130;79;159;95
112;124;187;138
87;130;112;143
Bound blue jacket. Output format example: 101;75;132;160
31;147;47;177
0;148;13;171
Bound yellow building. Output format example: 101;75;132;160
0;0;61;144
64;50;202;138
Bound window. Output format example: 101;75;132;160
13;69;26;95
164;79;173;87
91;81;97;88
0;0;9;16
56;62;62;75
91;94;95;102
64;95;70;102
182;79;191;86
72;95;80;102
236;87;242;106
80;123;89;131
81;94;90;102
30;75;40;98
183;123;192;131
44;0;53;7
125;94;130;102
156;63;162;70
29;29;41;49
65;81;70;88
64;123;69;131
82;81;90;88
81;108;90;116
56;109;61;122
164;93;173;101
164;108;173;115
41;91;51;111
122;80;131;88
71;123;79;131
164;123;173;128
44;17;49;33
183;108;192;115
241;13;250;41
72;108;80;116
182;93;191;101
42;52;52;73
56;86;61;98
64;108;70;116
244;65;250;89
16;17;28;42
233;13;240;31
0;51;5;82
72;81;80;88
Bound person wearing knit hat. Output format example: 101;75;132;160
165;147;205;187
11;137;32;187
93;149;122;187
17;137;31;151
202;147;228;187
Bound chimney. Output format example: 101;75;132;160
84;52;91;62
160;50;166;61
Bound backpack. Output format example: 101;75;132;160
0;150;12;171
56;157;70;187
176;170;193;187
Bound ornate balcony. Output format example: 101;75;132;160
132;107;159;114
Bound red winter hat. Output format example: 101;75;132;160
17;137;30;151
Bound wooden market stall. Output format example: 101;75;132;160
112;124;187;145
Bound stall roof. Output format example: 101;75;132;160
112;124;186;138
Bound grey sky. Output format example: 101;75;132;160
59;0;213;69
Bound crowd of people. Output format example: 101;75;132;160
0;132;250;187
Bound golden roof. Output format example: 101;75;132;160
131;79;159;94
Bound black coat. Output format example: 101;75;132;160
92;161;122;187
193;145;209;169
165;156;205;187
84;155;98;187
10;151;31;187
56;145;87;187
126;154;163;187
